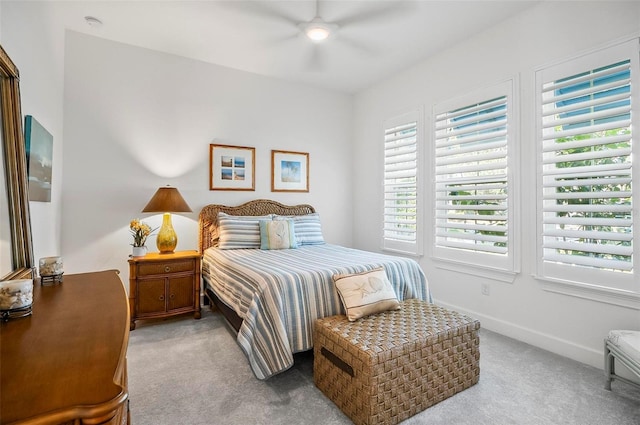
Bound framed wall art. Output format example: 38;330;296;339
24;115;53;202
209;144;255;191
271;150;309;192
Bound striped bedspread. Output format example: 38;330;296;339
203;244;431;380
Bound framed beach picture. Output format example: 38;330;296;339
271;150;309;192
24;115;53;202
209;144;255;191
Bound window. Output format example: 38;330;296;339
536;39;638;298
432;81;516;273
383;110;422;255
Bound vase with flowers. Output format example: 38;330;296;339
130;219;157;257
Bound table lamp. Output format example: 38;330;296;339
142;186;192;253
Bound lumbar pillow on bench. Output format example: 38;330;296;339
333;267;400;321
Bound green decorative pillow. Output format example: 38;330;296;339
259;219;298;250
333;267;400;321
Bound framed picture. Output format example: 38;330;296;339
24;115;53;202
209;144;255;191
271;150;309;192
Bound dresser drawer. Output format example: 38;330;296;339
137;259;195;276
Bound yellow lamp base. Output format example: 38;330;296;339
156;213;178;253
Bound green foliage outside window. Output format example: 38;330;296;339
552;127;632;264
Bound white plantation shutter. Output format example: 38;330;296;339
383;110;422;255
536;39;638;293
433;81;515;271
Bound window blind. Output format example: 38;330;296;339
383;113;420;254
540;59;633;273
434;96;509;256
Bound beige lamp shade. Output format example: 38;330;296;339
142;186;192;253
142;186;192;213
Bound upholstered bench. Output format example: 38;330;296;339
313;299;480;425
605;330;640;391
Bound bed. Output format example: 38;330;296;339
199;199;431;380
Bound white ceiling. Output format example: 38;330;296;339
49;0;540;94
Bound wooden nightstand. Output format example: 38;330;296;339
128;250;202;330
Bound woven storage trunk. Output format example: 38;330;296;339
313;299;480;425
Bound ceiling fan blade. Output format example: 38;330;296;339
337;34;377;56
305;44;325;72
334;2;417;28
218;1;301;27
266;31;303;47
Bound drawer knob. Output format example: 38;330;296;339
159;295;164;301
170;294;175;299
164;266;171;273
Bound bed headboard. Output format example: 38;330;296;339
199;199;316;253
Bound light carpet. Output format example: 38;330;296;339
127;308;640;425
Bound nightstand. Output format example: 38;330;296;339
128;250;202;330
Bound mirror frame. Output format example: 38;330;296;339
0;44;33;280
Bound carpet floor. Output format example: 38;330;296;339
127;308;640;425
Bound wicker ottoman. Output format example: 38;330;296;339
313;299;480;425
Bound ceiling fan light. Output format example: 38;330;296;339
306;25;331;41
300;17;337;43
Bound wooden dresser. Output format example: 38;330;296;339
0;270;130;425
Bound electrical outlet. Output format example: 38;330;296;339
481;283;490;296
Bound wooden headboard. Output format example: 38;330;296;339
198;199;315;253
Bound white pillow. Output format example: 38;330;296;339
218;212;272;249
259;219;297;250
333;267;400;321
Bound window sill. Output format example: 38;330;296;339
432;257;517;283
536;276;640;310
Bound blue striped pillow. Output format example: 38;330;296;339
218;212;273;249
274;213;325;246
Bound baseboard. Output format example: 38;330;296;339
436;301;604;370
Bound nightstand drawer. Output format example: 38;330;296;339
137;259;195;276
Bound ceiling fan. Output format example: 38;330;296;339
229;0;413;69
298;1;339;43
294;0;413;69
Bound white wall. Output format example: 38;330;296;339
62;31;353;277
4;0;638;373
353;1;640;369
2;2;352;279
1;2;66;264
